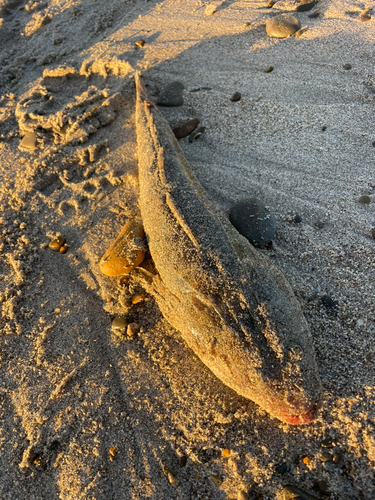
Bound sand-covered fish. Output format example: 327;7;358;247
134;73;322;425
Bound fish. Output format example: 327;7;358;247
134;73;322;425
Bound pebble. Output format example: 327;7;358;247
127;322;139;337
205;4;217;16
308;9;321;18
59;244;69;254
267;0;275;7
111;315;129;335
321;295;338;309
265;66;274;73
332;452;341;463
99;219;145;277
343;63;352;70
230;91;241;102
19;131;37;151
358;195;370;204
179;455;187;467
274;463;288;475
188;126;206;142
282;485;319;500
109;446;117;459
49;235;66;251
372;228;375;239
294;214;302;223
265;14;301;38
157;81;184;106
131;293;146;305
314;480;329;495
135;39;145;47
295;27;308;38
321;125;327;131
210;474;223;486
320;452;332;463
173;118;200;139
229;198;276;247
357;8;371;22
296;0;315;12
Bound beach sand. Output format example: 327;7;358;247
0;0;374;498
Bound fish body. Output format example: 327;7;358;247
135;74;322;424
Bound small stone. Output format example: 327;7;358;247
265;66;274;73
357;8;371;22
230;91;241;102
308;9;321;18
282;485;319;500
179;455;187;467
55;308;61;314
99;220;145;277
296;0;315;12
321;295;338;309
111;315;129;335
294;214;302;223
321;126;327;131
205;4;217;16
59;244;69;254
229;198;276;247
358;195;371;204
173;118;200;139
188;126;206;142
19;132;37;151
222;448;230;457
332;452;341;463
265;14;301;38
163;464;176;476
210;474;223;486
167;473;179;487
157;81;184;107
371;228;375;239
314;480;329;495
321;438;335;448
302;456;310;464
238;492;250;500
49;235;66;251
109;446;117;458
127;322;139;337
320;452;332;463
135;39;145;47
267;0;275;7
295;27;308;37
131;293;145;305
274;463;288;475
343;63;352;70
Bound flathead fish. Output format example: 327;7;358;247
135;73;322;425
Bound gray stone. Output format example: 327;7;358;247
230;91;241;102
157;82;184;106
266;14;301;38
296;0;316;12
229;198;276;246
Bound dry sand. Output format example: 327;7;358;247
0;0;375;498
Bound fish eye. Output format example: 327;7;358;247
288;343;304;360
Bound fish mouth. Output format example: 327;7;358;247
278;402;320;425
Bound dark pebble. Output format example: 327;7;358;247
371;228;375;239
282;485;319;500
188;126;205;142
358;195;370;204
308;9;321;18
296;0;316;12
372;140;375;147
179;455;187;467
321;438;335;448
135;39;145;48
321;126;327;131
343;63;352;70
157;81;184;106
231;91;241;102
229;198;276;247
265;66;274;73
320;452;332;463
294;214;302;223
267;0;275;6
196;448;218;463
173;118;200;139
313;480;330;495
321;295;338;309
274;462;288;475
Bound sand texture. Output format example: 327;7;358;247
0;0;375;499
